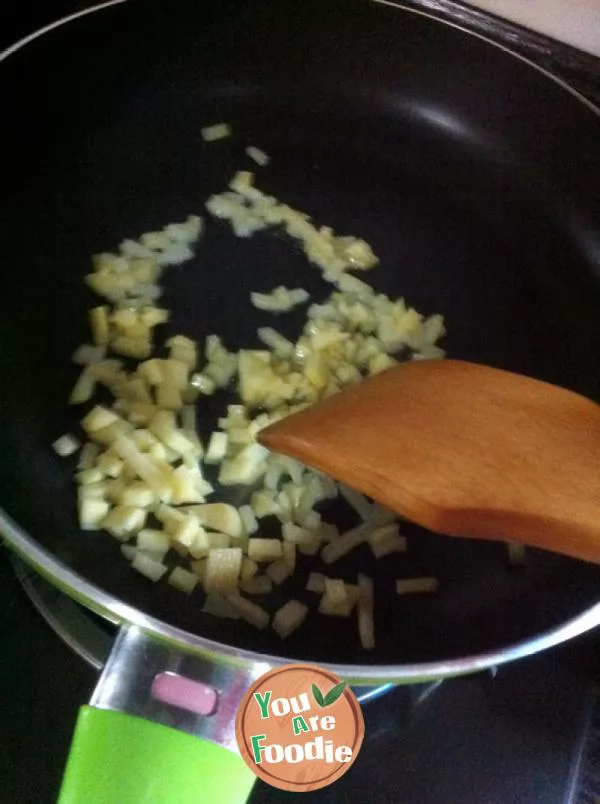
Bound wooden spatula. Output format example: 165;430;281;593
259;360;600;564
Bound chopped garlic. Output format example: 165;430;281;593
273;600;308;638
395;577;439;595
204;548;243;593
224;591;269;629
53;434;80;457
245;146;270;167
248;538;283;563
78;498;110;530
201;123;231;142
357;574;375;650
168;567;199;595
131;553;167;583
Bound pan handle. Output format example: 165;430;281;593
58;705;256;804
56;625;266;804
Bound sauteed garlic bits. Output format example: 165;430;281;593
52;144;446;650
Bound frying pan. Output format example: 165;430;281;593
1;0;599;800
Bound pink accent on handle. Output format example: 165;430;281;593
151;672;218;716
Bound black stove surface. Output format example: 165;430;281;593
1;3;600;803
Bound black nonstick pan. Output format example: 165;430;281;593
1;0;599;800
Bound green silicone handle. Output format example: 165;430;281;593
58;706;256;804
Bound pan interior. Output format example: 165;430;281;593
0;0;599;667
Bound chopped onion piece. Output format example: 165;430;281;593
273;600;308;638
240;575;273;595
248;538;283;562
207;532;231;549
204;548;243;593
321;522;370;564
240;556;259;581
282;542;296;571
338;484;373;521
357;574;375;650
265;559;293;586
224;591;269;629
149;411;195;455
89;306;110;345
218;442;269;486
202;594;241;619
239;505;259;535
168;567;199;595
395;577;439;595
53;434;80;457
367;523;407;559
79;498;110;530
507;542;527;566
201;123;231;142
69;367;97;405
131;553;168;583
183;504;243;537
306;572;327;594
112;435;172;501
245;146;270;167
251;286;309;313
137;529;170;555
102;505;147;541
205;432;228;465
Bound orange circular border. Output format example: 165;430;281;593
235;663;365;792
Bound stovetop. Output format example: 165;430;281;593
1;3;600;803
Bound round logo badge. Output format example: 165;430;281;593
235;663;365;792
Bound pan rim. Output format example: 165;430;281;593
1;0;599;682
